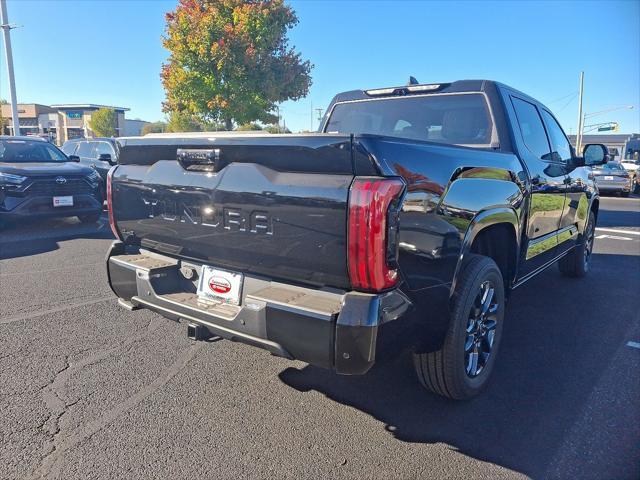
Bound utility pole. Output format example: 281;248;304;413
315;108;323;130
575;71;584;154
0;0;20;136
310;100;313;131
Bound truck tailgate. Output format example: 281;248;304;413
111;135;360;289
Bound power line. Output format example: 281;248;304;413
555;92;579;113
546;91;578;104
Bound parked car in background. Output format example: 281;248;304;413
591;162;632;196
105;79;606;400
619;157;640;191
61;137;119;186
0;136;103;228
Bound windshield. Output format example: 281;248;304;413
0;139;69;163
325;93;494;147
596;162;625;171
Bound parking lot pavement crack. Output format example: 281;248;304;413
30;317;163;472
29;342;202;480
38;356;71;445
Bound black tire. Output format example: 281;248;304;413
621;191;630;198
634;178;640;194
78;213;101;224
558;210;595;278
413;254;505;400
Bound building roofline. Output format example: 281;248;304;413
567;134;637;142
50;104;130;112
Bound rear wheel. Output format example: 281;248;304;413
78;213;101;224
558;210;595;277
413;254;505;400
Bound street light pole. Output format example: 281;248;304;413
0;0;20;136
575;71;584;154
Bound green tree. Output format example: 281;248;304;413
264;124;290;134
89;108;117;137
141;121;168;135
235;122;263;131
161;0;312;130
166;111;203;132
0;99;8;134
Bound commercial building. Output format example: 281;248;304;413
123;119;150;136
567;133;639;162
1;103;131;144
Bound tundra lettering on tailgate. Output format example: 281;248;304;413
142;197;273;234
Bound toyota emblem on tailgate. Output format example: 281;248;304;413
55;176;67;184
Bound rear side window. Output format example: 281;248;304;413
95;141;115;157
325;93;493;146
75;141;94;157
540;109;572;162
61;142;77;155
511;97;550;159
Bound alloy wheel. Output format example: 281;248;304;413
464;281;499;378
583;221;595;271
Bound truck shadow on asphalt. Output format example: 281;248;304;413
597;209;640;228
279;252;640;478
0;215;114;260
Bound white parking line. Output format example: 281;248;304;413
0;296;113;325
595;234;633;241
626;341;640;350
595;228;640;236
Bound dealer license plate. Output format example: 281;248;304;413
53;196;74;207
197;266;243;305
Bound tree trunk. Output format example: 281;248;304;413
225;118;233;131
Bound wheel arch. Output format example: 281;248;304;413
450;207;521;297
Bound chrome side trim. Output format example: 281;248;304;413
526;225;578;260
513;247;574;289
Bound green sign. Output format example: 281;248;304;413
597;123;618;132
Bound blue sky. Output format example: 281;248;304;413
1;0;638;134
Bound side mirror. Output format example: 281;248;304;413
98;153;116;165
68;155;80;162
583;144;610;166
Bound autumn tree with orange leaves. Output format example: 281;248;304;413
161;0;312;130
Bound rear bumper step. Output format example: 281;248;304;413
106;241;411;374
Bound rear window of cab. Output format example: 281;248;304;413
325;93;494;147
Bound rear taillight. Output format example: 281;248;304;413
106;166;121;240
348;177;405;292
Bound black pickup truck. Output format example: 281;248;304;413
105;80;608;399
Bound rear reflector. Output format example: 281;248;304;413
106;166;121;240
348;177;405;292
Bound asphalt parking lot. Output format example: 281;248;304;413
1;196;639;480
